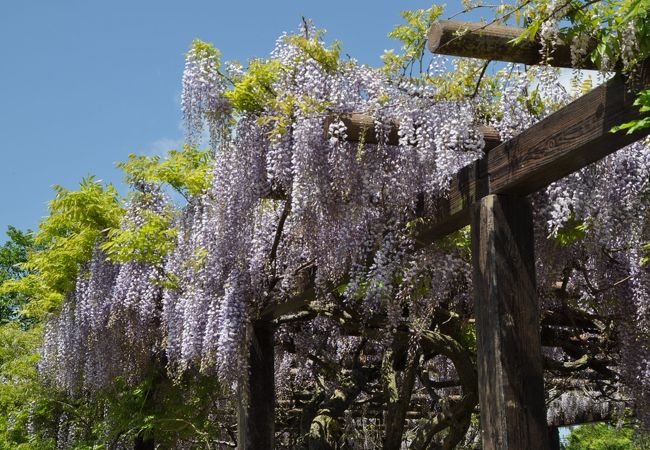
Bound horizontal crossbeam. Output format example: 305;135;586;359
427;20;597;69
328;113;501;151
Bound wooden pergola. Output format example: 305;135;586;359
239;21;650;449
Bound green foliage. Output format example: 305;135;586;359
38;178;122;248
611;88;650;134
285;33;342;74
563;423;637;449
0;227;36;324
0;147;227;447
0;191;126;448
2;178;123;316
88;371;227;449
188;38;221;68
0;227;33;281
641;242;650;266
33;177;122;296
256;93;298;141
590;0;650;70
0;323;58;449
553;215;589;247
224;31;340;141
516;0;650;133
109;146;217;264
437;226;472;259
383;6;444;75
257;92;333;142
382;7;539;122
0;231;57;446
518;0;649;66
117;145;213;199
458;321;477;353
225;59;282;113
101;196;177;266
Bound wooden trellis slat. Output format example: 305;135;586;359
238;322;275;450
424;22;647;450
328;112;502;151
427;20;597;69
323;69;649;247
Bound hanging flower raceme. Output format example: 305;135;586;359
40;183;173;394
181;39;231;150
538;138;650;428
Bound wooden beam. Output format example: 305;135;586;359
547;401;630;427
328;112;502;151
237;321;275;449
548;427;561;450
413;67;650;246
427;20;597;69
471;194;548;450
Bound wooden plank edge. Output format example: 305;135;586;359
427;20;598;70
326;112;501;150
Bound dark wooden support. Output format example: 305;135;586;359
471;194;548;450
427;20;597;69
325;112;501;150
548;427;561;450
238;321;275;450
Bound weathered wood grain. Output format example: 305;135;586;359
471;194;548;450
237;321;275;449
428;20;597;69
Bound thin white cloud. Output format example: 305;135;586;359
147;137;184;156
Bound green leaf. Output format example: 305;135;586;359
225;59;282;113
552;216;588;247
611;89;650;134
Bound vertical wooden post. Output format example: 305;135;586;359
471;194;548;450
238;321;275;449
548;426;561;450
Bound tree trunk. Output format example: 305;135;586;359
382;350;419;450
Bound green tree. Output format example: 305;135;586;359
0;149;218;448
0;226;35;324
563;423;642;450
0;227;57;449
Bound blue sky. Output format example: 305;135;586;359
0;0;482;241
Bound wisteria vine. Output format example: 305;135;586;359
37;17;650;448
